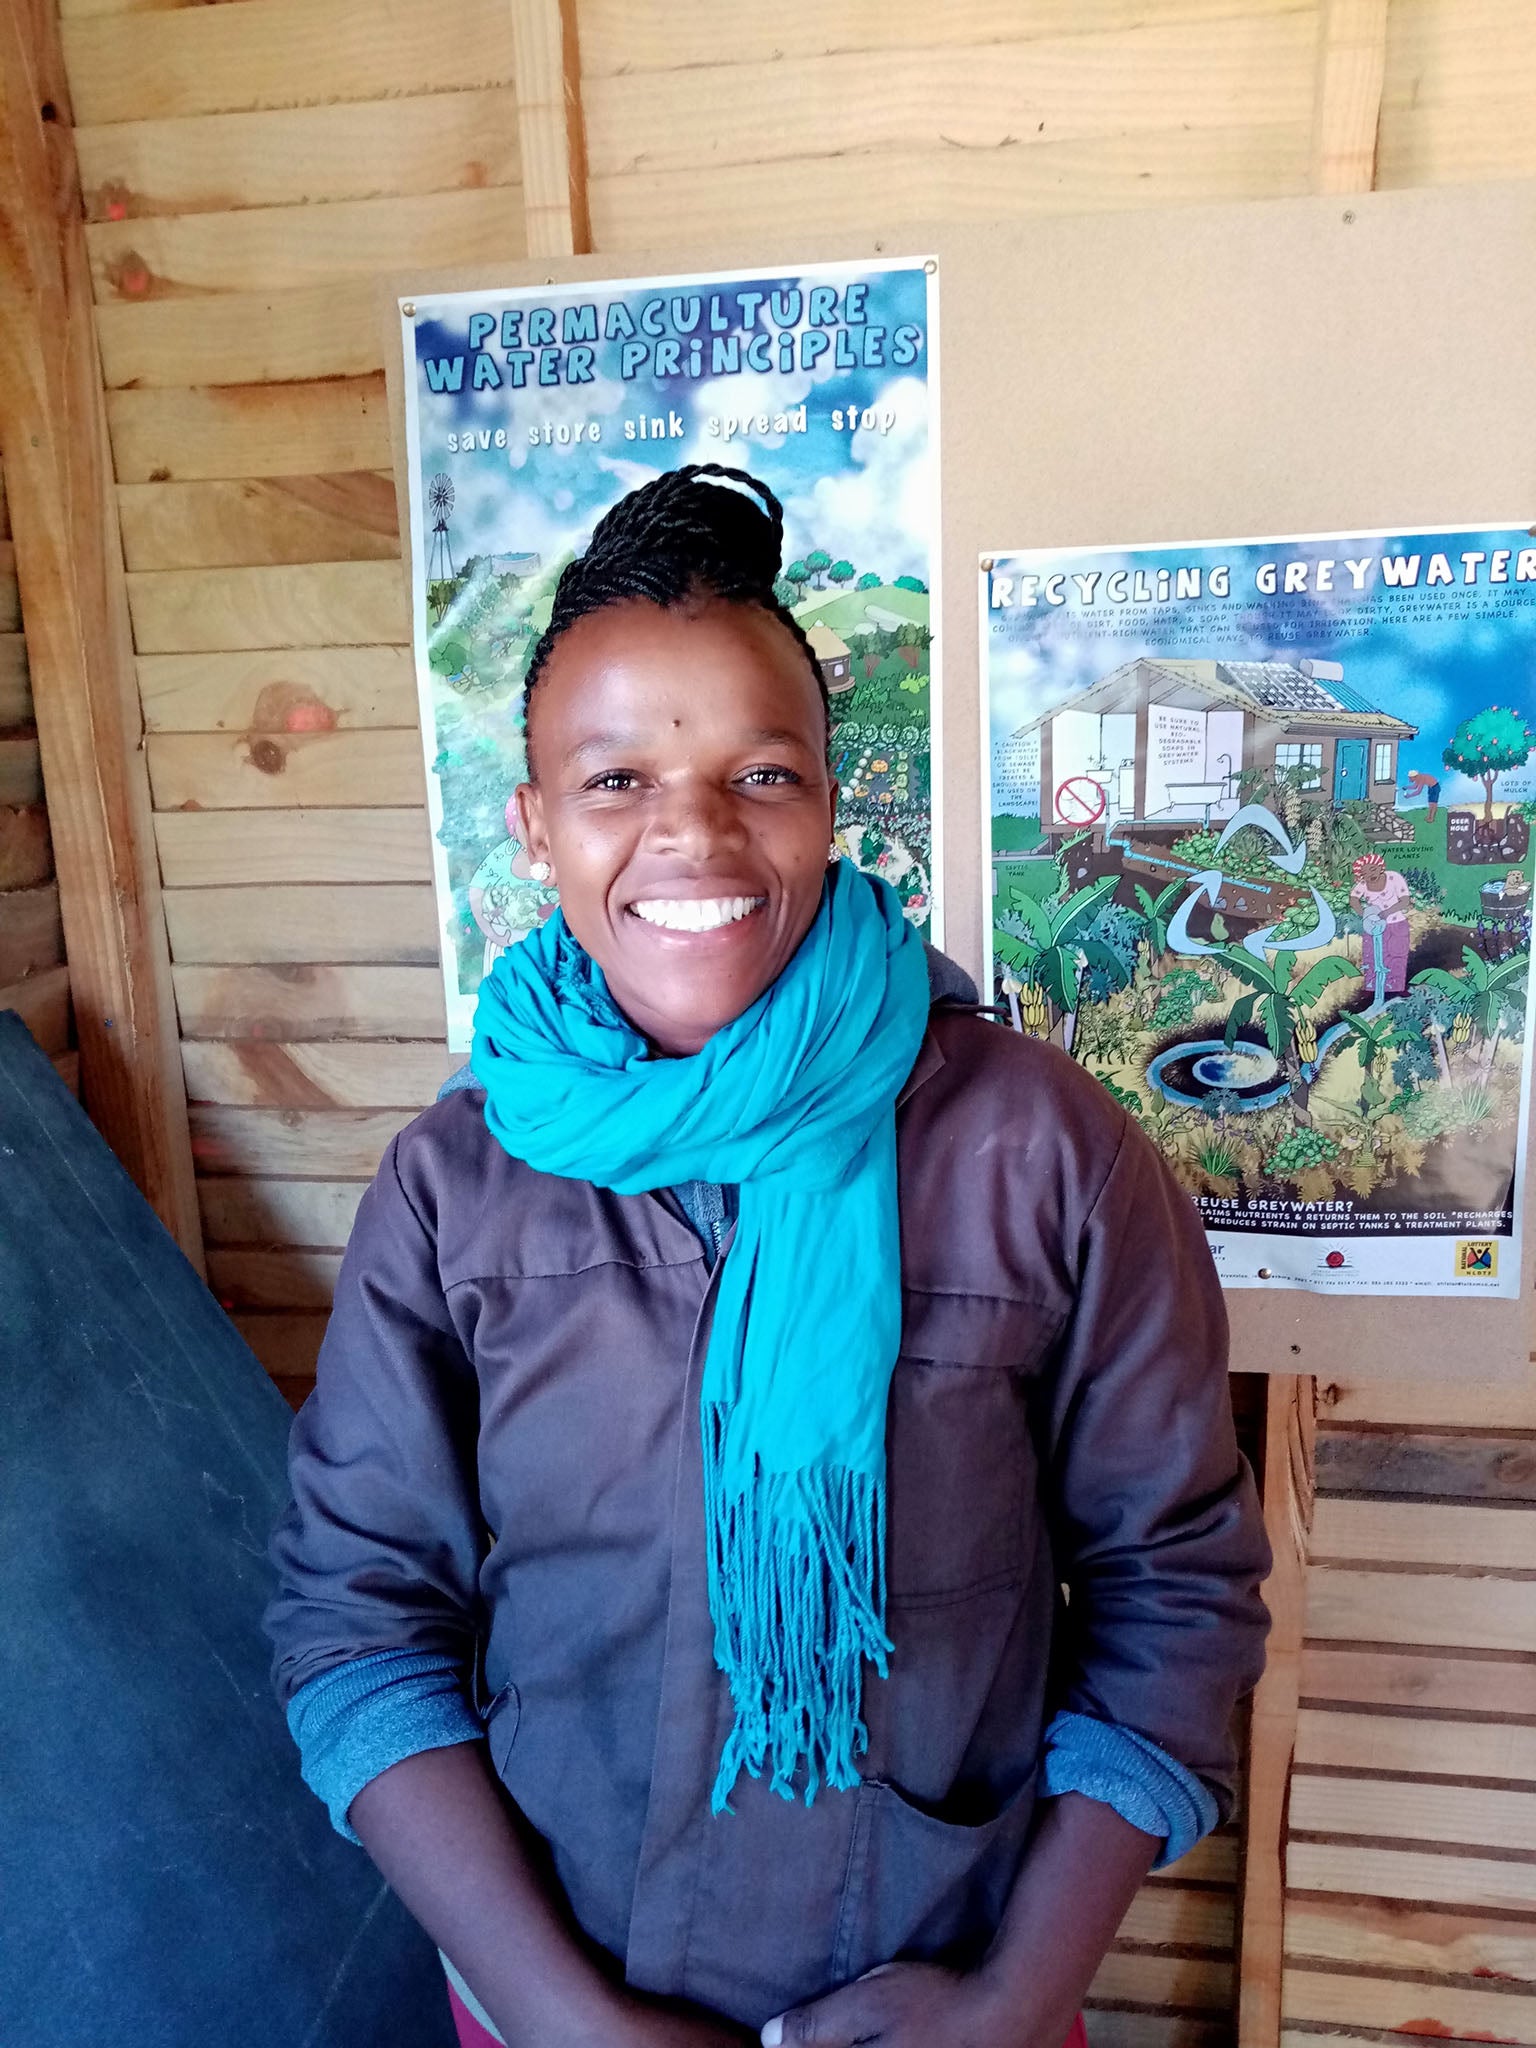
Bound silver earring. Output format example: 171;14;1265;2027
529;860;551;883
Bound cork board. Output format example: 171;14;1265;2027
383;179;1536;1379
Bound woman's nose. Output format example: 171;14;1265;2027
651;784;746;857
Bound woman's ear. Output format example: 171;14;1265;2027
512;782;549;870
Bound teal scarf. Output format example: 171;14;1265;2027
470;861;930;1812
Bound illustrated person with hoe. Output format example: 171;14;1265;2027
266;466;1270;2048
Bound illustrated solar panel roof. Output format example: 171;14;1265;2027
1217;661;1346;711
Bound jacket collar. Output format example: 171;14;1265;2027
898;1018;948;1108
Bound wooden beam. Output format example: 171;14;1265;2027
510;0;590;257
0;0;202;1266
1237;1374;1316;2048
1309;0;1388;195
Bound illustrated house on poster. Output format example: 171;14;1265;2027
994;656;1417;837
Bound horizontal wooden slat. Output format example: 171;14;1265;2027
1150;1831;1240;1888
0;806;54;892
1085;1950;1231;2012
1319;1382;1536;1429
1316;1429;1536;1501
1284;1893;1536;1982
1115;1884;1235;1952
190;1104;411;1177
129;562;408;653
1282;1962;1536;2042
174;962;445;1039
1311;1497;1536;1570
164;883;438;965
1288;1839;1536;1914
89;187;523;299
1290;1772;1536;1853
208;1246;343;1310
108;376;390;484
590;125;1310;249
182;1038;455;1107
0;964;71;1055
76;88;521;220
139;645;415;733
148;730;425;810
1307;1568;1536;1651
580;0;1314;73
98;280;382;389
0;882;64;984
1379;93;1536;189
199;1176;368;1248
0;737;42;807
1380;0;1536;114
0;634;30;725
62;0;516;124
121;477;399;574
155;807;432;886
233;1310;325;1380
1301;1644;1536;1718
585;18;1313;180
1297;1708;1536;1784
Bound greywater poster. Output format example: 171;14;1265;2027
399;259;940;1049
982;526;1536;1296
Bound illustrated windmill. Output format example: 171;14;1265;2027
426;473;456;616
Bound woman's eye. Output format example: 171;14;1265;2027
586;770;638;792
741;766;799;787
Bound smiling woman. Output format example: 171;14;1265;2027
264;465;1269;2048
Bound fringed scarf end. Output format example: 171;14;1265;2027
703;1404;892;1818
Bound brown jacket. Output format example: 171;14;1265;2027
266;1006;1269;2026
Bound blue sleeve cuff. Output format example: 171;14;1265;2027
285;1649;484;1843
1040;1710;1220;1870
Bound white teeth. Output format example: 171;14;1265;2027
630;896;762;932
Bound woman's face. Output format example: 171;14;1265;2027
514;597;838;1056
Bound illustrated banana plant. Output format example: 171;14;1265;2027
1132;878;1186;970
1220;947;1361;1117
1413;947;1530;1084
993;873;1124;1058
1336;1010;1403;1114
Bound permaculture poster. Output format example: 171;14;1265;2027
400;259;939;1049
983;526;1536;1296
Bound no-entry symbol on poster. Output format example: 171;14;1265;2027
1054;776;1107;826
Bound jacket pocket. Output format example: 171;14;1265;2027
831;1765;1039;1986
887;1292;1046;1604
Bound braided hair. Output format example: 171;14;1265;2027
521;464;829;771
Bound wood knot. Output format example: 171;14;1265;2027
247;736;287;775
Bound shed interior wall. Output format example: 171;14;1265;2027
23;5;1536;2044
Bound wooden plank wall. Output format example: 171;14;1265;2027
0;453;74;1088
1285;1380;1536;2046
44;5;1536;2041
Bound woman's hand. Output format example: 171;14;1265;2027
760;1961;1023;2047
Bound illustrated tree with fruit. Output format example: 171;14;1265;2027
1443;705;1533;825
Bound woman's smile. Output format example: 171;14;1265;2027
626;893;769;935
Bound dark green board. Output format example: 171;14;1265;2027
0;1012;454;2048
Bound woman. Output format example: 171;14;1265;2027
1351;851;1412;1005
266;466;1269;2048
